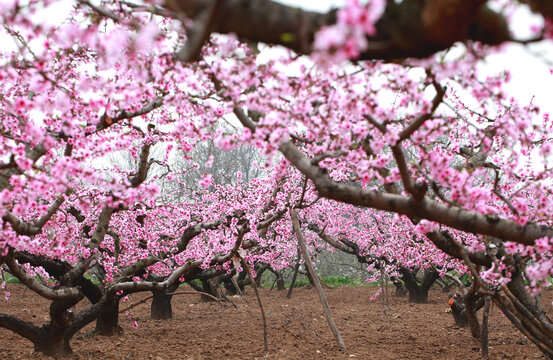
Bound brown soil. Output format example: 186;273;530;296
0;284;548;359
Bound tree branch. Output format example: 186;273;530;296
89;97;164;135
398;75;446;142
175;0;219;62
166;0;513;61
5;255;81;300
279;141;553;245
129;143;153;187
3;191;68;236
0;313;41;345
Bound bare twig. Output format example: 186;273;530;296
398;73;446;142
493;170;518;215
239;255;269;354
291;210;346;350
364;114;387;133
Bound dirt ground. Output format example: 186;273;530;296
0;284;549;359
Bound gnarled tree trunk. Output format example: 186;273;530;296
400;268;439;303
200;278;221;302
150;283;179;320
94;297;121;335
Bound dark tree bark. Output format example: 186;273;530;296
436;278;456;293
464;283;485;339
167;0;517;62
254;263;270;287
286;262;301;299
399;268;440;303
394;280;408;297
274;270;285;291
151;283;179;320
94;297;121;335
449;293;469;327
482;296;491;358
34;297;82;356
34;325;72;357
200;278;220;302
0;311;74;357
222;270;243;296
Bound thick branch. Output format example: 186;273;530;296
0;313;41;345
426;231;492;266
3;192;67;236
129;144;152;187
89;97;164;134
110;260;202;293
167;0;512;61
308;223;356;255
280;141;553;245
5;255;81;300
118;218;225;278
89;206;114;249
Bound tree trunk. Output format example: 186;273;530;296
286;248;302;299
408;287;429;303
236;270;247;293
276;272;285;291
150;292;172;320
95;298;121;335
464;287;484;339
151;284;179;320
34;325;72;357
200;278;220;302
394;281;408;297
35;299;77;356
400;268;439;303
268;267;285;291
254;263;269;287
481;296;491;358
286;262;301;299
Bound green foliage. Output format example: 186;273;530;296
273;275;365;288
323;275;363;287
84;273;102;286
459;273;473;287
1;273;21;284
290;279;310;288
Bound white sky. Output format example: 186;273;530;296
275;0;343;12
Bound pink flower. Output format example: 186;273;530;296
205;155;214;168
199;173;213;188
535;237;551;254
135;22;160;53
